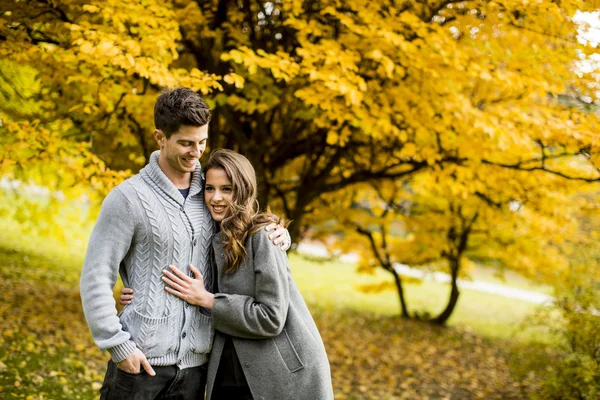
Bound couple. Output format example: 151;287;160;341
80;87;334;400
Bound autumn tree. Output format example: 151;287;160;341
1;0;600;247
315;153;591;323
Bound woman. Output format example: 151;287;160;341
123;149;333;400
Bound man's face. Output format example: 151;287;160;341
156;125;208;174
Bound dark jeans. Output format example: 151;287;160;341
99;360;207;400
211;385;254;400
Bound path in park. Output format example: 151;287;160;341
296;242;555;306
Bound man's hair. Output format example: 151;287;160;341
154;87;211;138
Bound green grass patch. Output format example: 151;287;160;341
290;254;552;342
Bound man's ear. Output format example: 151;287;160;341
154;129;165;148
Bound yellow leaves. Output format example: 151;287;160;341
82;4;101;13
222;47;301;83
223;73;245;89
326;131;338;145
356;281;397;293
316;307;529;399
400;142;418;158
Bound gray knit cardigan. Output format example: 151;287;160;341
80;151;215;369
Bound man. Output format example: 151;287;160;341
80;87;289;400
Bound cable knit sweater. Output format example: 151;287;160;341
80;151;215;369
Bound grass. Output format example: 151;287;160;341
461;265;554;295
290;255;550;341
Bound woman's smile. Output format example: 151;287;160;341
205;167;234;222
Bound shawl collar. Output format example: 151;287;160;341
140;150;204;205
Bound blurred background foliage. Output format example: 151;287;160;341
1;0;600;398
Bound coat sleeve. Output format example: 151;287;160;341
212;230;290;339
80;188;138;362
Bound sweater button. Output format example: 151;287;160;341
244;362;250;368
180;206;184;211
182;332;186;339
193;239;197;246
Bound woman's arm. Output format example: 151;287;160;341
161;231;291;339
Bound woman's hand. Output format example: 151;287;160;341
162;265;214;309
120;287;134;305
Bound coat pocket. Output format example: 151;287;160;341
273;328;304;372
121;308;171;359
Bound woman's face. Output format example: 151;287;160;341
205;167;234;223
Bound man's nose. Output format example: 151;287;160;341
190;144;202;156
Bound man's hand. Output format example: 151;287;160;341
119;288;134;306
264;223;291;251
116;349;156;376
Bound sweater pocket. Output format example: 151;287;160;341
121;308;171;359
273;328;305;372
189;308;214;354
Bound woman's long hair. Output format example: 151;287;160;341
205;149;287;274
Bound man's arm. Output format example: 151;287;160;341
80;188;138;362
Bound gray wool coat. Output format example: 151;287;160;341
207;229;334;400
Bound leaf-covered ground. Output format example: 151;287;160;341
0;247;538;399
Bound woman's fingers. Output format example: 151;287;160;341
189;265;203;280
121;287;134;295
162;275;187;293
165;286;185;299
168;265;192;281
163;268;188;287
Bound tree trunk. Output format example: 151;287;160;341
432;257;460;325
388;266;410;318
287;213;303;245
